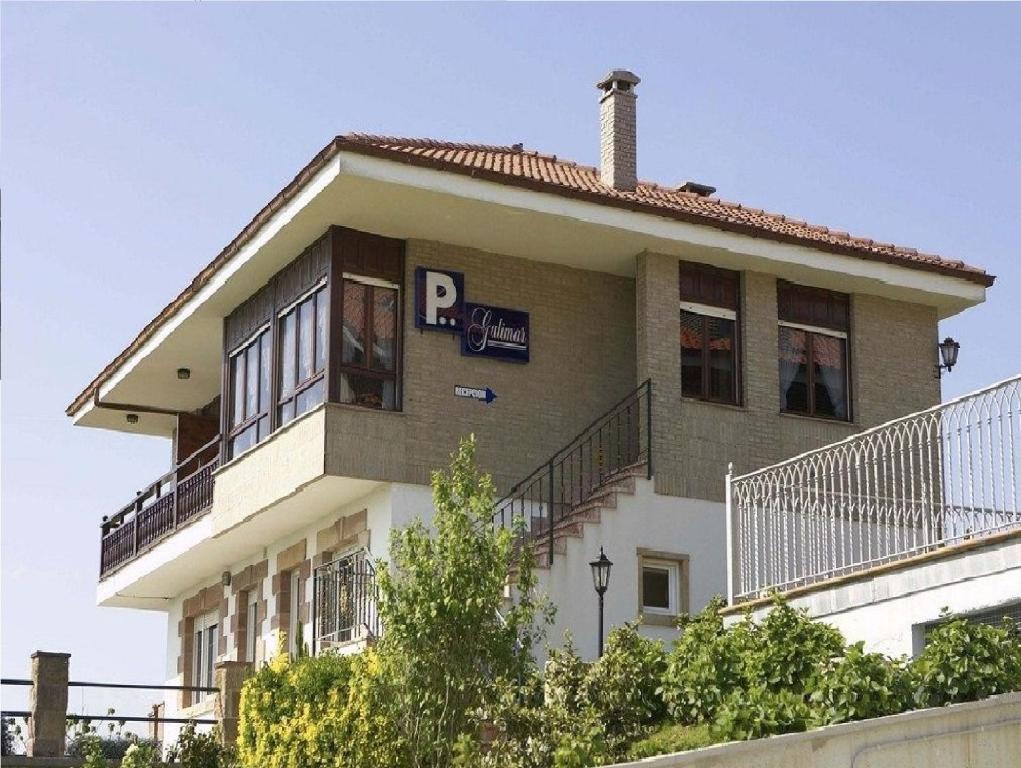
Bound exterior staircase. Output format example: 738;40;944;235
493;380;652;567
530;462;647;568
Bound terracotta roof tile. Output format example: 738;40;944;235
338;133;991;285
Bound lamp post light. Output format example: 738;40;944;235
589;547;613;657
936;337;961;378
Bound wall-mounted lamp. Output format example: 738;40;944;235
936;337;961;378
126;413;139;424
177;368;191;380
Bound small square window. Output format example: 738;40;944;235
641;559;679;615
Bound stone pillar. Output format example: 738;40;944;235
27;651;70;757
214;661;250;747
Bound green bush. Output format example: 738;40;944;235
911;615;1021;707
581;623;665;751
810;643;911;725
713;684;811;741
625;723;714;760
659;596;749;724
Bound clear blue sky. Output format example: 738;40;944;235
3;2;1019;714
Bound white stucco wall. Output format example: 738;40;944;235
730;535;1021;658
535;477;728;660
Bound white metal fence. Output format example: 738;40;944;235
726;374;1021;604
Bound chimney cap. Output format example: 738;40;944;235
596;69;641;91
679;181;717;198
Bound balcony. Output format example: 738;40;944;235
726;374;1021;604
99;437;220;577
312;549;379;652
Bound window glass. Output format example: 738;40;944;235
280;312;296;397
812;335;848;419
372;288;397;371
228;328;271;458
245;344;259;418
707;316;736;402
259;332;272;422
231;355;245;427
315;287;328;374
298;298;314;384
245;597;258;664
642;566;671;611
342;281;367;366
340;372;396;410
779;326;809;414
680;311;704;398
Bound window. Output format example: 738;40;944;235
244;595;259;665
679;262;740;404
287;570;301;656
228;328;272;458
778;281;850;421
278;283;329;426
641;560;679;615
638;551;689;625
191;610;219;695
339;275;399;410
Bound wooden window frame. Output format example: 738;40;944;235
277;280;329;424
226;325;272;459
336;273;401;411
777;281;852;422
679;261;741;406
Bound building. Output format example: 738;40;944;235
67;70;995;727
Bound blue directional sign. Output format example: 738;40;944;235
454;385;498;404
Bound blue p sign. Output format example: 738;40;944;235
415;268;464;332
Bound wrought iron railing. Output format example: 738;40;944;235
727;374;1021;603
312;550;379;652
99;436;221;577
492;380;652;564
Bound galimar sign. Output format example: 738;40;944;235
415;267;530;363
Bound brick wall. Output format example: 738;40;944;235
327;239;638;492
637;251;940;502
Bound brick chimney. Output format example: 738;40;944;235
597;69;640;191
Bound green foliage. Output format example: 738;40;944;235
166;722;236;768
625;723;714;760
659;596;749;724
237;650;354;767
581;623;665;751
911;615;1021;707
810;643;911;725
122;740;163;768
713;685;811;741
237;436;549;768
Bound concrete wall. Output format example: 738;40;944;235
729;534;1021;658
608;692;1021;768
636;252;940;502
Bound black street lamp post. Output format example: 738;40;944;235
589;547;613;657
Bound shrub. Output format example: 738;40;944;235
165;723;235;768
580;623;666;751
712;684;811;741
659;597;750;724
810;643;911;725
122;740;163;768
625;723;714;760
911;615;1021;707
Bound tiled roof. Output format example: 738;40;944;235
66;133;992;416
338;133;992;285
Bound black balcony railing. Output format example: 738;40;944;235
99;436;221;577
492;380;652;565
312;550;379;652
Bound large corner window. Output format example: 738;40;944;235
339;274;399;410
191;610;219;695
278;282;328;426
679;261;740;404
778;281;850;421
228;327;272;458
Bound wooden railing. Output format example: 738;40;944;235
99;436;221;577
